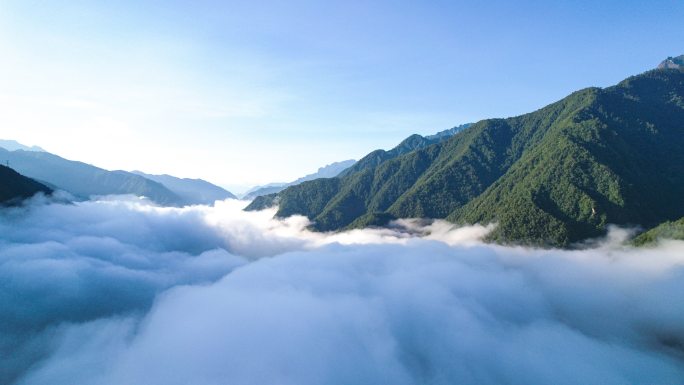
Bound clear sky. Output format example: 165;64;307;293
0;0;682;193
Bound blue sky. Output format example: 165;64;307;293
0;0;682;192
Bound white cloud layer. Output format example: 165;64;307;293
2;197;684;384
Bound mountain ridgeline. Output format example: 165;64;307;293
0;148;182;205
0;140;45;152
0;146;237;206
658;55;683;70
132;171;237;205
338;123;471;178
247;65;684;247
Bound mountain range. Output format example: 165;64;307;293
240;130;477;202
3;58;683;247
247;59;684;247
243;159;356;200
0;148;182;205
0;140;45;152
0;145;235;206
337;123;471;178
132;171;237;205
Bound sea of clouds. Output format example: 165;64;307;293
1;196;684;384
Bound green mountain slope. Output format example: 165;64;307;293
453;69;684;245
0;165;52;204
633;217;684;246
338;123;472;179
247;63;684;247
247;124;472;215
339;134;441;178
0;149;182;205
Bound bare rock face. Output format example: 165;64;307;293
658;55;684;70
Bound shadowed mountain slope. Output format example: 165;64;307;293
0;165;52;204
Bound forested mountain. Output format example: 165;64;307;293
247;63;684;247
425;123;473;140
132;171;236;205
0;148;181;205
633;217;684;246
244;160;356;200
0;165;52;204
336;124;472;179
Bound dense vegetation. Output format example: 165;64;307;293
339;134;443;177
633;217;684;246
0;165;52;204
247;66;684;247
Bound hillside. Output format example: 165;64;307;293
0;165;52;204
245;126;472;201
132;171;237;205
338;135;441;178
633;217;684;246
247;64;684;247
0;148;182;205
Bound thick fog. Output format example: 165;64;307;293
2;196;683;384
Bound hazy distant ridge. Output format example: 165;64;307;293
0;140;45;152
0;147;182;205
132;171;237;205
244;159;356;200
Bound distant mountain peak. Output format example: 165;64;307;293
0;139;45;152
658;55;684;70
242;159;356;200
131;170;237;204
425;123;473;140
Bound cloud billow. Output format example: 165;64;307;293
2;196;684;384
